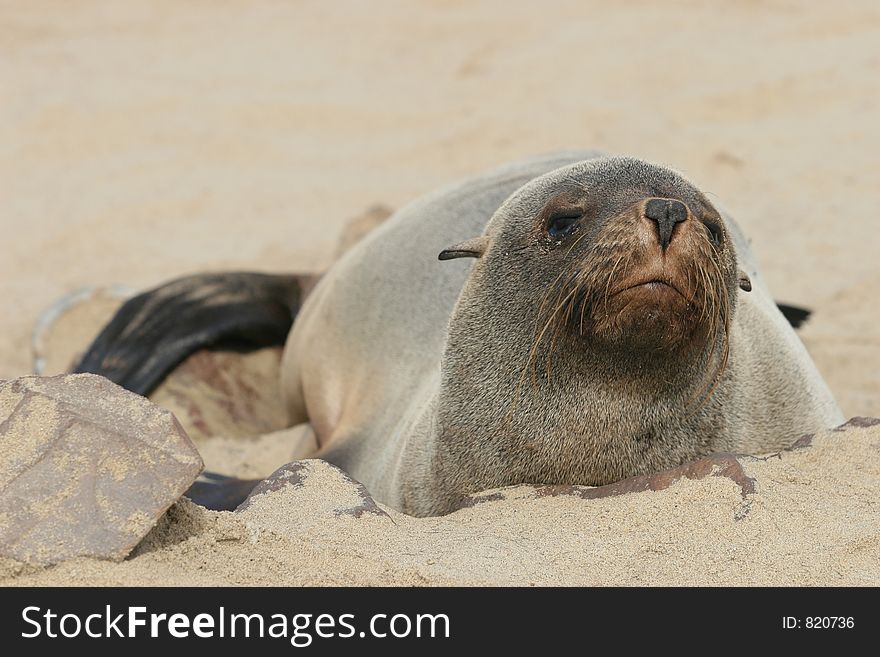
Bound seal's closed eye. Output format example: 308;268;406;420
703;218;723;247
546;211;582;239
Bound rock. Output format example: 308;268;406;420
237;460;391;534
0;374;203;564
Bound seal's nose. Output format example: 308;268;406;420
644;198;689;250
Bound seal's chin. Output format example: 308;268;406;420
595;277;700;352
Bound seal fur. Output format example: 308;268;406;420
282;152;843;515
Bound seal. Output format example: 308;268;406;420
76;152;844;516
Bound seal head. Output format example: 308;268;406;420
441;157;745;374
433;157;750;509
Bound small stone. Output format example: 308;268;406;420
237;460;391;534
0;374;203;564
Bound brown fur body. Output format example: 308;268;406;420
283;152;843;516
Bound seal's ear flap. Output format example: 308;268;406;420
738;270;752;292
438;236;489;261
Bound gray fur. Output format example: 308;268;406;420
282;152;843;516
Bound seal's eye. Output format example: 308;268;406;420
547;211;582;239
704;220;723;247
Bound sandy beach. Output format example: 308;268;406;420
1;0;878;585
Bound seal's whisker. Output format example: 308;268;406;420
508;268;575;420
544;278;582;382
535;267;574;326
578;269;593;336
697;261;713;328
564;227;592;257
683;253;732;416
603;253;626;310
522;265;582;388
525;284;579;386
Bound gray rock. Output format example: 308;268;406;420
0;374;203;564
236;460;391;535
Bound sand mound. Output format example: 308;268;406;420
3;419;878;586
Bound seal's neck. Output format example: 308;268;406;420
424;278;732;515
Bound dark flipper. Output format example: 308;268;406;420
185;473;262;511
74;272;314;396
776;303;811;329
